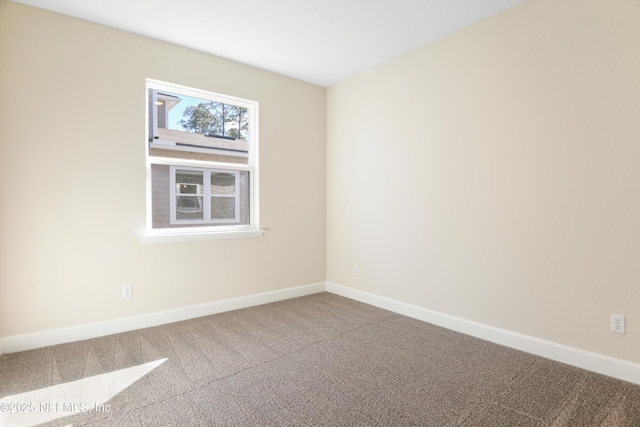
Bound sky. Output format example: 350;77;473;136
165;93;203;131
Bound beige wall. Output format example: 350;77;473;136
327;0;640;363
0;1;326;336
2;0;639;367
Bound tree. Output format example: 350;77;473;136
179;101;249;140
216;104;249;140
178;102;216;134
207;101;231;136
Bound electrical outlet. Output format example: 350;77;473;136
122;285;133;299
353;265;359;276
611;314;625;334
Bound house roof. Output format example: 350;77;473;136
156;92;181;112
157;129;249;153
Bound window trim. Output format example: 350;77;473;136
140;229;265;244
141;79;262;243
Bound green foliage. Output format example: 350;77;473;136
179;101;249;140
178;102;216;134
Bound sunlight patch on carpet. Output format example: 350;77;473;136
0;358;167;427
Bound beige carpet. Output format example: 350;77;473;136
1;292;639;426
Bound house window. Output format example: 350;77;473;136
143;79;260;242
170;167;240;224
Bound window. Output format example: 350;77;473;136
170;167;241;224
142;79;261;243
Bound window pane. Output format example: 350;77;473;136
148;89;249;164
176;170;203;196
176;196;203;220
176;170;203;189
175;170;203;220
211;197;235;219
211;172;235;195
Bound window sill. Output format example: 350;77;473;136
140;229;265;244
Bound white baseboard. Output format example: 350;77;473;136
326;282;640;385
0;282;326;355
3;281;639;386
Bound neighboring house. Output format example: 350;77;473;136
148;91;249;164
147;90;250;229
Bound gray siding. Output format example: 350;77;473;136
157;103;167;129
151;164;170;227
151;164;249;229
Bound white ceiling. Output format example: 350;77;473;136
14;0;526;87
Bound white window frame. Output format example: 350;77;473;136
170;166;240;225
141;79;262;244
